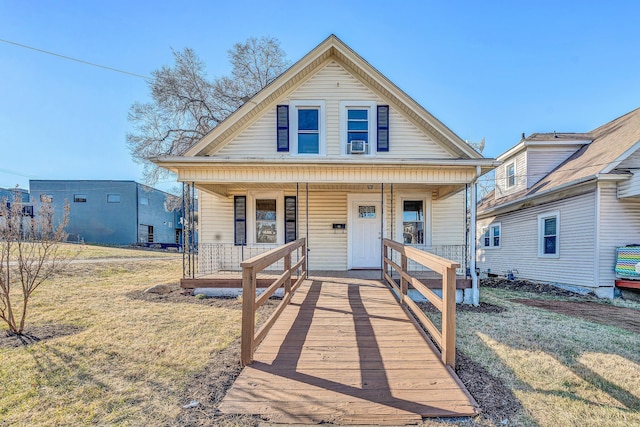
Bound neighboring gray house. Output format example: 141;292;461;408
29;180;182;246
477;107;640;298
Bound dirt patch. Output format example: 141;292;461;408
126;283;244;309
481;277;597;298
512;299;640;334
455;351;525;426
0;324;83;348
172;339;263;427
418;301;507;314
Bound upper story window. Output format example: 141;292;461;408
74;194;87;203
289;100;326;155
482;223;501;248
107;194;121;203
140;197;149;205
538;212;559;257
347;109;369;153
506;162;516;188
340;101;377;155
40;194;53;203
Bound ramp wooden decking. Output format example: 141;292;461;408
220;277;478;425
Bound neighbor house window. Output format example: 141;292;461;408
107;194;121;203
289;100;325;155
402;200;424;245
73;194;87;203
538;212;559;257
40;194;53;203
506;162;516;188
140;197;149;205
341;101;377;155
482;223;501;248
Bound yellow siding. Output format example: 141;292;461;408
198;191;234;243
432;192;465;245
215;60;452;160
301;190;348;270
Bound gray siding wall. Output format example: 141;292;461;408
597;182;640;287
495;151;527;198
477;191;597;288
526;146;580;188
137;184;177;244
29;180;177;245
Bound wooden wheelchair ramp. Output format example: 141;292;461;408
220;277;478;425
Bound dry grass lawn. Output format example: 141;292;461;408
1;245;239;426
1;244;639;426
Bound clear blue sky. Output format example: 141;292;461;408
2;1;639;191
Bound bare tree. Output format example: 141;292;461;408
0;192;73;335
127;36;289;185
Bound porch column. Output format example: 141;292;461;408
468;171;480;306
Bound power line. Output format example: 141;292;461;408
0;38;151;81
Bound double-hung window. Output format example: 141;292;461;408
538;212;559;257
347;109;369;153
397;195;431;247
506;162;516;188
402;200;424;245
340;101;378;155
482;223;501;248
235;192;297;245
289;100;325;155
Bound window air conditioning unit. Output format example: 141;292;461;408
350;140;367;154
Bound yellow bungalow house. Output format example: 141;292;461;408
155;35;497;304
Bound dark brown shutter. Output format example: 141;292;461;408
234;196;246;246
277;105;289;152
377;105;389;152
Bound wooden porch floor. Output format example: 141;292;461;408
219;276;478;425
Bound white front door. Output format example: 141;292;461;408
349;199;382;268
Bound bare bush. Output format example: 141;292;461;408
0;192;74;335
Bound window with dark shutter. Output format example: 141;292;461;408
277;105;289;152
377;105;389;152
234;196;246;246
284;196;297;243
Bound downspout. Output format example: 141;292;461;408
468;165;481;306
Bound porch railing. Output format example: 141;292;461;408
241;238;307;366
194;242;466;276
383;238;458;367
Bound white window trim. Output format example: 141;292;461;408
481;222;501;249
395;194;432;248
538;211;560;258
246;191;285;245
340;100;377;157
505;161;516;188
289;100;326;156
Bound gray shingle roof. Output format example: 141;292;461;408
479;107;640;213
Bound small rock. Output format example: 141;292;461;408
144;284;171;295
182;400;199;409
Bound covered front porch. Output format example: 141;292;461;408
184;180;476;289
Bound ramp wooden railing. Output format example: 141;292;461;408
383;238;458;367
241;238;307;366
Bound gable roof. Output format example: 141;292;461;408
184;35;482;159
479;107;640;214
